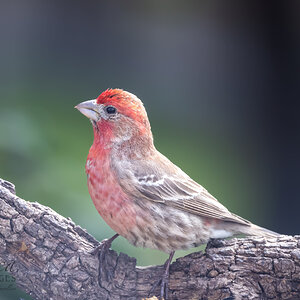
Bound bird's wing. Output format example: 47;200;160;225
115;153;251;226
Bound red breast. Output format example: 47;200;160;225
86;137;137;237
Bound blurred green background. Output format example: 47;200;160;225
0;1;299;299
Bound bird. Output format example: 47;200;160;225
75;88;279;299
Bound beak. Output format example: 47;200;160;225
75;99;99;122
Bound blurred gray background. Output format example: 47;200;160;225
0;1;299;299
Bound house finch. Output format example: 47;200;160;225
75;89;279;299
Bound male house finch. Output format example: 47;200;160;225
76;89;279;299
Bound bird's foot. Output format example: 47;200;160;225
149;251;175;300
91;233;119;282
160;271;170;300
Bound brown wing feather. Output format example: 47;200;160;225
136;176;250;225
115;153;251;226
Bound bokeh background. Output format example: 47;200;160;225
0;1;299;299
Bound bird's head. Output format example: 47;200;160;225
75;89;152;147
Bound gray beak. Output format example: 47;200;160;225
75;99;99;121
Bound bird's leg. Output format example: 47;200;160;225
92;233;119;282
149;251;175;300
160;251;175;300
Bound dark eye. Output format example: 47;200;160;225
105;106;117;114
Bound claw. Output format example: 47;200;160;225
91;233;119;283
148;251;175;300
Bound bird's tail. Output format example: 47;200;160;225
241;223;281;238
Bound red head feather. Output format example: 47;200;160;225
96;89;148;125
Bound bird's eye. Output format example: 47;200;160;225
105;106;117;114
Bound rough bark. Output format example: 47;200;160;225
0;178;299;300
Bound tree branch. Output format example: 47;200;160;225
0;178;299;300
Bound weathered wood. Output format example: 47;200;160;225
0;178;299;300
